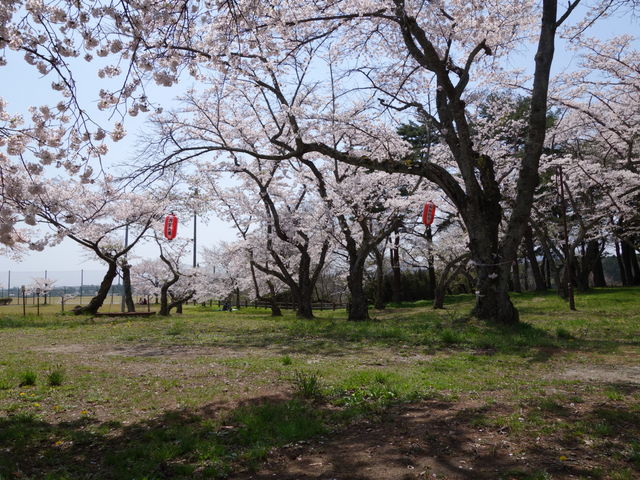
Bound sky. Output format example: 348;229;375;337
1;2;638;286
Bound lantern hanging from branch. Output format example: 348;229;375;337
422;201;437;226
164;213;178;240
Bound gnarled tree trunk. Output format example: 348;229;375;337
74;262;118;315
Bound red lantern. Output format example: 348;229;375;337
422;201;436;226
164;214;178;240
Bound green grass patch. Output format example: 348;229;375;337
0;287;638;477
18;370;37;387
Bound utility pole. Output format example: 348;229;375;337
193;210;197;268
121;224;129;313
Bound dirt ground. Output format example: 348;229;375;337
230;397;626;480
229;364;640;480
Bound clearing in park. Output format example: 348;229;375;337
0;288;638;479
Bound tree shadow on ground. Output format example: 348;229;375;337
0;394;322;480
1;383;639;480
231;391;640;480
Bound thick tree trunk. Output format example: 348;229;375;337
373;248;385;310
270;301;283;317
472;262;519;324
433;285;446;309
390;230;401;303
467;210;519;324
158;270;180;316
267;282;282;317
593;244;607;287
159;284;172;316
294;284;314;319
347;260;369;321
73;262;118;315
121;263;136;312
292;253;314;319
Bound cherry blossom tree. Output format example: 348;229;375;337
1;174;163;314
4;0;637;325
194;158;332;319
134;0;626;324
151;235;198;315
550;34;640;285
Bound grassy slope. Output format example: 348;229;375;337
0;288;638;479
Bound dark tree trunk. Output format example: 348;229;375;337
621;240;640;285
467;211;519;324
347;259;369;321
270;301;282;317
121;263;136;312
592;243;607;287
373;248;386;310
390;230;401;302
294;284;314;319
472;262;519;324
158;271;180;316
293;253;315;319
73;262;118;315
523;256;530;291
524;226;546;291
576;240;599;292
159;284;173;316
433;286;446;309
268;282;282;317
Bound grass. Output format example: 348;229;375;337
47;367;65;387
18;370;37;387
290;370;324;400
0;287;638;478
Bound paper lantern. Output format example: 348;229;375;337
164;214;178;240
422;202;436;226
